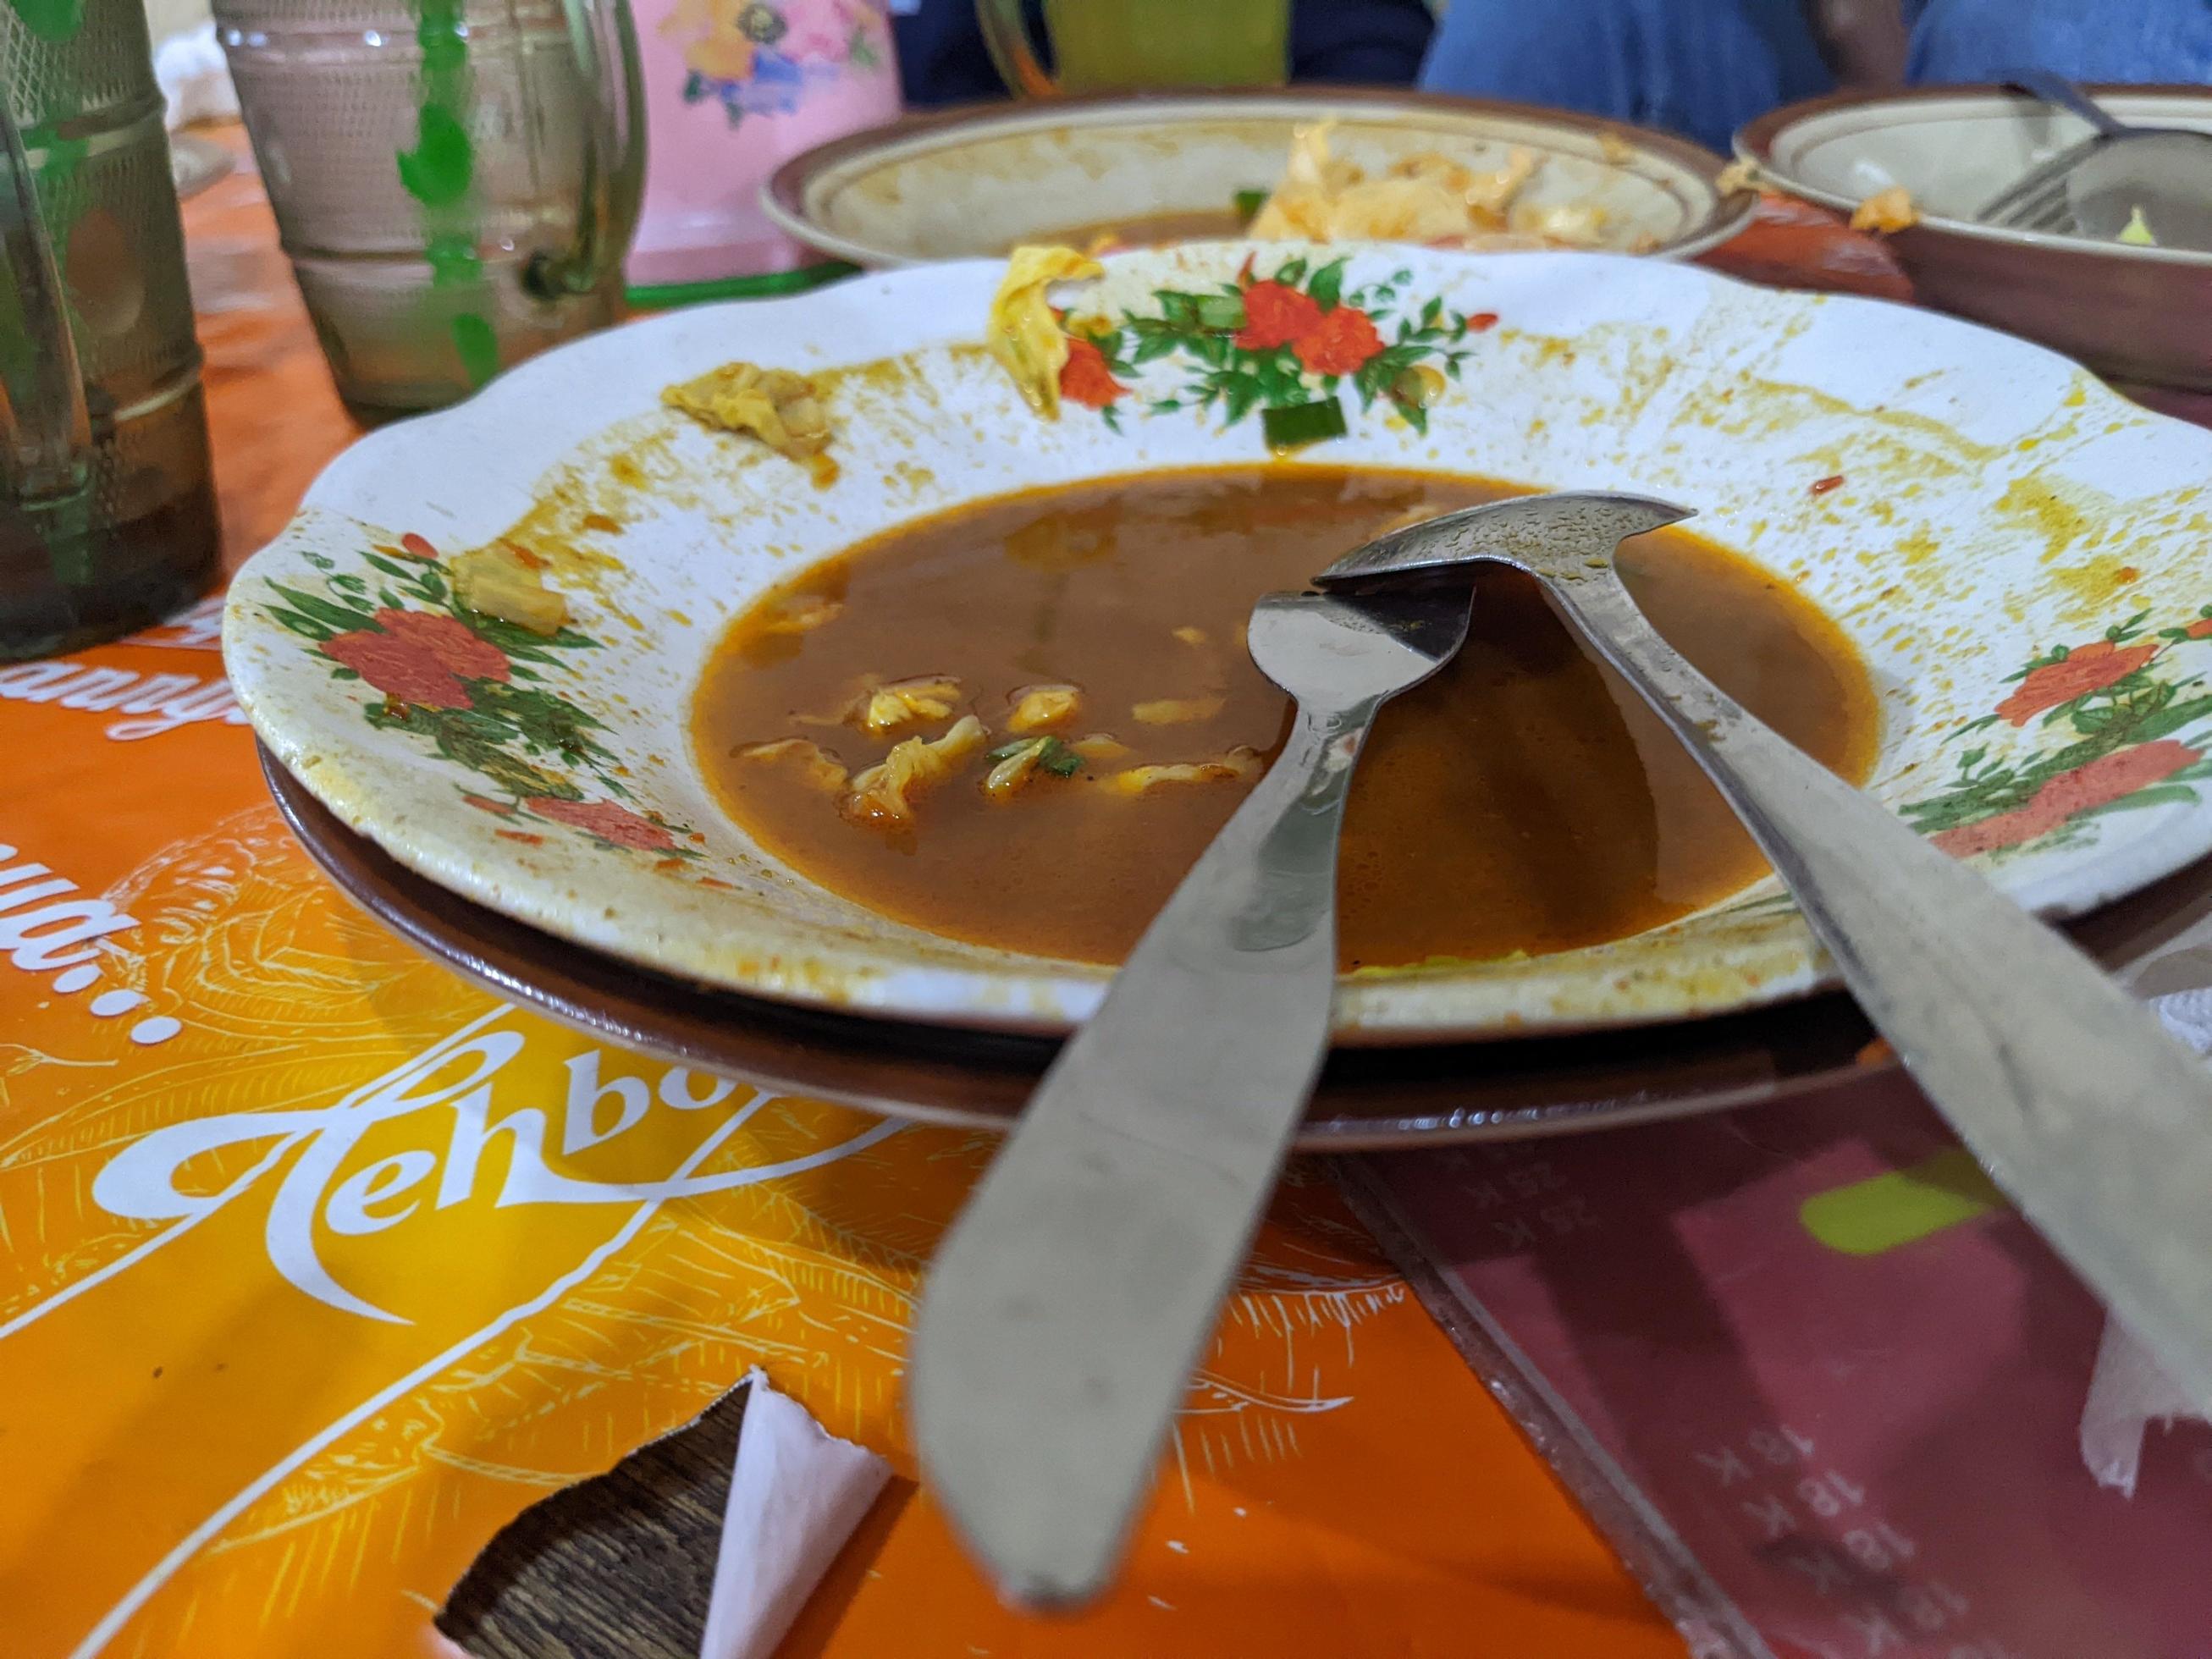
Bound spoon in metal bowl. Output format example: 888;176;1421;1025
911;576;1475;1608
1321;492;2212;1430
1983;71;2212;247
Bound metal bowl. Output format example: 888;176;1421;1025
1740;85;2212;391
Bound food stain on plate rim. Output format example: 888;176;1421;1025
223;244;2212;1041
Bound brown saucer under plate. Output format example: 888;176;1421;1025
261;744;2212;1149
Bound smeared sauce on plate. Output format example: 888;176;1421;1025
694;467;1878;967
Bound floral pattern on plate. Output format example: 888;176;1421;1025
261;534;698;860
1906;609;2212;858
1056;256;1492;437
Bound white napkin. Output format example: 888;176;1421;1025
700;1368;891;1659
2077;984;2212;1495
153;21;239;130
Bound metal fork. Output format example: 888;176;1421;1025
910;578;1474;1608
1981;72;2212;240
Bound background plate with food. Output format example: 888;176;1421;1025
226;245;2212;1042
765;89;1752;267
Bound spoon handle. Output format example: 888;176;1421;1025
2005;69;2132;138
1550;567;2212;1407
910;691;1379;1607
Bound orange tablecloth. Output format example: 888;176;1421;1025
0;127;1703;1657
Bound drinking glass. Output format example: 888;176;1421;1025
215;0;644;421
2;0;221;659
976;0;1288;96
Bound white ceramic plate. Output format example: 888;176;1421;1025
226;245;2212;1039
764;89;1751;266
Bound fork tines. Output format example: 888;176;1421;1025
1978;135;2106;232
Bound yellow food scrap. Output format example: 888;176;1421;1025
850;675;963;736
1391;365;1448;410
1133;694;1224;725
987;245;1103;418
1512;198;1608;243
1070;733;1131;760
843;714;986;825
663;361;834;467
757;592;843;636
1106;748;1262;795
2120;206;2158;246
1714;158;1760;196
1851;185;1919;234
450;543;570;636
1172;626;1208;646
984;741;1047;798
1248;124;1592;251
734;737;848;792
1007;683;1081;732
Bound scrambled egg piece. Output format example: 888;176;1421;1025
756;592;843;636
663;361;835;476
982;735;1082;799
1172;626;1208;647
849;675;963;737
1133;695;1224;725
1070;733;1131;760
1106;748;1263;795
1007;683;1081;732
1851;186;1919;234
450;543;569;636
1248;124;1598;251
1713;158;1760;196
987;245;1103;418
843;714;986;826
734;737;848;792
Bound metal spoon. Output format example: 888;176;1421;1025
1983;72;2212;247
1321;493;2212;1423
910;578;1475;1608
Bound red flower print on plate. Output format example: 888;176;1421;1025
1058;337;1125;409
1235;281;1322;351
526;796;680;852
322;629;471;709
1931;740;2202;857
375;608;510;682
1995;638;2157;727
1294;306;1385;375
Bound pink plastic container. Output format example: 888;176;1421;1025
628;0;904;286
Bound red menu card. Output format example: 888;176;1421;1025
1354;1070;2212;1659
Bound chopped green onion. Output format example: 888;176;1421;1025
984;735;1084;778
1233;187;1269;224
2119;205;2158;246
1262;396;1349;452
1194;292;1248;331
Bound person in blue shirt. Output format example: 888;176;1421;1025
1420;0;2212;155
895;1;2208;161
891;0;1437;107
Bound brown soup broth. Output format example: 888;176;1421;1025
1025;209;1249;252
693;467;1878;968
